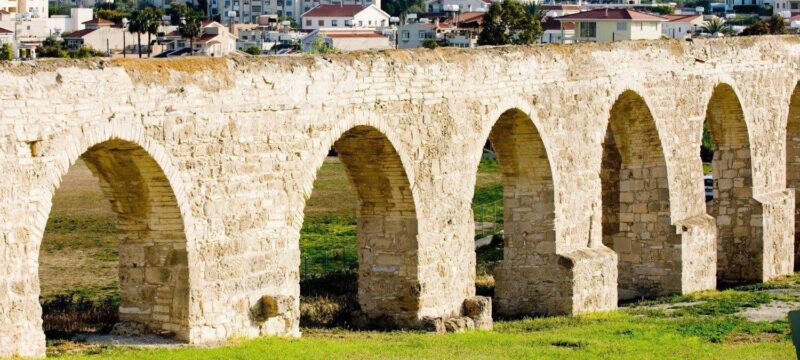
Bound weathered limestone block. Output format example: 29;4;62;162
463;296;492;330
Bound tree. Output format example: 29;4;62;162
383;0;425;17
142;7;164;57
421;39;440;49
128;10;145;58
478;0;543;46
168;3;192;26
523;3;545;22
244;46;262;55
305;37;335;54
0;43;13;61
768;15;788;34
179;11;203;55
739;15;788;35
699;17;732;36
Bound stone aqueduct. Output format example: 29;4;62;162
2;36;800;357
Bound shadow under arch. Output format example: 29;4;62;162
301;125;421;328
786;82;800;272
704;83;760;285
37;137;192;341
601;90;679;300
477;108;564;316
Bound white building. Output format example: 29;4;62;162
0;25;11;43
214;0;381;26
540;17;574;43
425;0;490;13
300;4;389;30
662;14;704;39
301;28;390;51
160;20;238;56
0;0;47;18
555;8;665;43
773;0;800;15
397;20;452;49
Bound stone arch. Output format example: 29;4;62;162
705;83;759;284
786;82;800;271
302;125;420;327
31;127;194;343
480;108;561;316
601;90;679;300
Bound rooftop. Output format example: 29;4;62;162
556;9;665;21
302;4;368;18
82;18;115;25
664;14;703;22
63;28;97;39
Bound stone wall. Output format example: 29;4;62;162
0;36;799;357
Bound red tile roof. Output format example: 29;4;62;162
0;26;12;34
196;33;219;42
63;28;97;39
302;4;367;18
556;9;665;21
664;14;703;22
541;4;582;10
319;30;384;38
325;32;384;38
83;18;114;25
542;18;574;30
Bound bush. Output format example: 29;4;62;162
41;294;120;338
0;43;13;61
421;39;440;49
243;46;262;55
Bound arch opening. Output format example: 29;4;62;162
39;139;190;342
484;109;560;316
786;82;800;272
300;125;419;328
705;83;759;285
601;91;679;300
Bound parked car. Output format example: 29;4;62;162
704;175;713;201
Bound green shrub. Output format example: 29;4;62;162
243;46;262;55
0;43;13;61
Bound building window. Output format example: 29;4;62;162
793;2;799;9
401;30;410;39
332;19;338;26
306;19;311;26
616;22;626;31
358;20;363;26
305;6;309;11
579;22;596;38
419;30;431;39
318;19;324;26
286;0;292;4
286;11;292;16
252;5;261;12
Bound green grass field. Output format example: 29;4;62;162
40;156;798;359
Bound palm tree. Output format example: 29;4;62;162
127;10;145;58
700;17;730;36
523;2;546;22
142;7;164;58
179;11;202;55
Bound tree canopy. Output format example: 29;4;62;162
478;0;543;46
740;15;788;35
383;0;425;17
